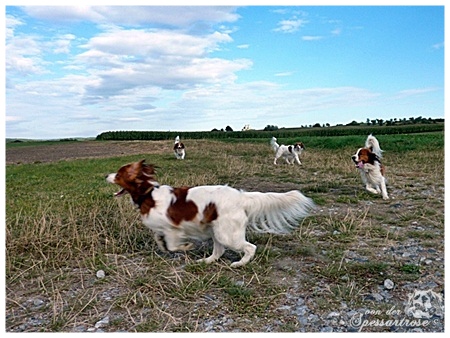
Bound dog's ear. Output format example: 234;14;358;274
142;163;156;176
128;160;145;180
369;151;379;163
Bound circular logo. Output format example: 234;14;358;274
404;289;444;319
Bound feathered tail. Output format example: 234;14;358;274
270;137;279;153
240;190;315;234
365;134;383;159
175;135;180;144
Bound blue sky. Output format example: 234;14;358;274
4;4;445;139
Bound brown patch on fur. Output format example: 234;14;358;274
140;196;156;215
357;148;376;165
111;160;157;214
174;142;185;150
201;202;218;225
167;187;199;226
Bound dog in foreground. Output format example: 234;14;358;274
270;137;305;165
351;134;389;200
106;160;315;267
173;136;185;160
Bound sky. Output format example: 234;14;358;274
3;3;445;139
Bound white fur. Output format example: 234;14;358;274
145;185;314;267
352;134;389;200
365;134;383;158
270;137;303;165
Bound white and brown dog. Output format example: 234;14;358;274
270;137;305;165
352;134;389;200
173;135;185;160
106;160;315;267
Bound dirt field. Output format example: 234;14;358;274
5;140;171;164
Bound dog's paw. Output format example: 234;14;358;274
197;257;216;264
178;242;194;251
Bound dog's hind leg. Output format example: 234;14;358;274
197;237;225;264
230;242;256;268
274;148;283;165
217;223;256;267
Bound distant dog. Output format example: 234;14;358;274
173;136;185;160
270;137;305;165
106;160;315;267
351;134;389;200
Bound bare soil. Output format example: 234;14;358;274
5;141;171;164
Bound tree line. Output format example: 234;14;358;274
96;121;443;141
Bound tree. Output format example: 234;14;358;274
347;120;360;126
225;125;233;132
263;125;278;131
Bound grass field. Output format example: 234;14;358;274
5;132;444;332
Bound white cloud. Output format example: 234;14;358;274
82;29;232;58
72;27;252;103
52;34;77;54
5;35;45;75
302;35;323;41
394;87;439;99
5;116;23;122
274;18;307;33
274;72;293;77
432;42;444;50
331;27;342;36
21;6;240;27
5;15;24;39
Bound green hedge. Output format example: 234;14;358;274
96;123;444;141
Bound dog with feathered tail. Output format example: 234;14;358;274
173;135;185;160
106;159;316;267
351;134;389;200
270;137;305;165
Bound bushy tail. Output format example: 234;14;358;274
241;190;315;234
366;134;383;158
270;137;279;152
175;135;180;144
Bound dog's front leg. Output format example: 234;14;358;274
154;233;168;252
365;184;379;195
380;179;389;200
164;230;194;251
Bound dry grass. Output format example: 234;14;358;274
5;135;444;332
